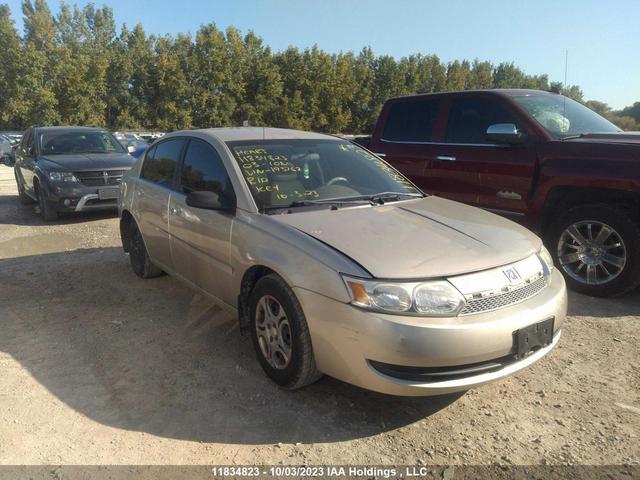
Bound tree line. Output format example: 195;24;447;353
1;0;638;134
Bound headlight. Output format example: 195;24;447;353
538;245;554;274
342;275;465;316
48;171;79;182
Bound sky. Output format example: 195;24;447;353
5;0;639;109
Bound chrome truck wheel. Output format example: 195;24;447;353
557;220;626;285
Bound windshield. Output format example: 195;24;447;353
39;131;126;155
226;139;421;210
511;94;621;139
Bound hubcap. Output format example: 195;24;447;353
255;295;292;370
557;220;626;285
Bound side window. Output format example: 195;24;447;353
382;99;439;142
140;139;184;187
180;139;234;198
446;98;517;144
22;129;33;154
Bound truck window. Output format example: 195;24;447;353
382;99;438;142
446;98;517;144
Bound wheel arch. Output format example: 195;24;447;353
237;265;280;334
541;186;640;236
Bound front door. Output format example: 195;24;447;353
428;95;536;214
169;138;236;306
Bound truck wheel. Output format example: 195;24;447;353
547;204;640;297
15;170;35;205
128;220;164;278
36;182;58;221
249;274;322;390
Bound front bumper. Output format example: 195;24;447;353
294;269;567;396
44;183;119;212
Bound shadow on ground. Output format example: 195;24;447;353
0;247;462;445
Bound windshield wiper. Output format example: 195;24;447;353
332;191;424;204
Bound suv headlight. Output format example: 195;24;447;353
538;245;554;274
342;275;465;316
48;171;79;183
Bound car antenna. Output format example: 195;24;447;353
562;49;568;134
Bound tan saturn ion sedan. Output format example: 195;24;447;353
119;127;567;396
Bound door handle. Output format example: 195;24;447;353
436;155;456;162
170;206;182;215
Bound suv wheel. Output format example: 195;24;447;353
128;220;164;278
249;274;322;389
36;182;58;221
547;204;640;296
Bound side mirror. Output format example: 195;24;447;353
185;190;235;211
486;123;526;145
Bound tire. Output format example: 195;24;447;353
249;274;322;389
36;182;58;221
546;204;640;297
15;170;35;205
127;219;164;279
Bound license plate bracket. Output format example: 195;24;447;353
514;318;554;359
98;187;120;200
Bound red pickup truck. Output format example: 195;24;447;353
356;89;640;297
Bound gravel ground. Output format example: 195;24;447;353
0;164;639;469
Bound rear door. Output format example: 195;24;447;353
134;138;184;270
369;97;443;193
428;94;536;214
169;138;236;306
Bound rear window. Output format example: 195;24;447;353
382;99;439;142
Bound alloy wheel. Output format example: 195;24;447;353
255;295;292;370
557;220;626;285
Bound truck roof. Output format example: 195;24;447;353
388;88;557;102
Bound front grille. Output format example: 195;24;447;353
460;276;548;316
74;170;125;187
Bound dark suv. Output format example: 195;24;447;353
14;126;136;220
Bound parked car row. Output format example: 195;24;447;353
7;88;637;396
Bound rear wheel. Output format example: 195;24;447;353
547;204;640;296
128;219;164;278
249;274;322;389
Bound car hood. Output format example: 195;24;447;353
272;196;541;279
39;153;135;171
566;132;640;145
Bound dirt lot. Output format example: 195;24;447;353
0;164;639;468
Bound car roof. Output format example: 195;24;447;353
35;126;108;133
165;127;338;143
388;88;557;102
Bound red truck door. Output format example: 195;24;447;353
368;97;444;193
427;94;537;216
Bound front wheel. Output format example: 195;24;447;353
36;183;58;221
249;274;322;389
547;204;640;297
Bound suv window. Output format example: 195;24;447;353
140;139;184;187
446;97;517;144
382;99;438;142
179;140;231;195
22;129;33;155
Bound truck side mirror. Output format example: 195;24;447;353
486;123;526;145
